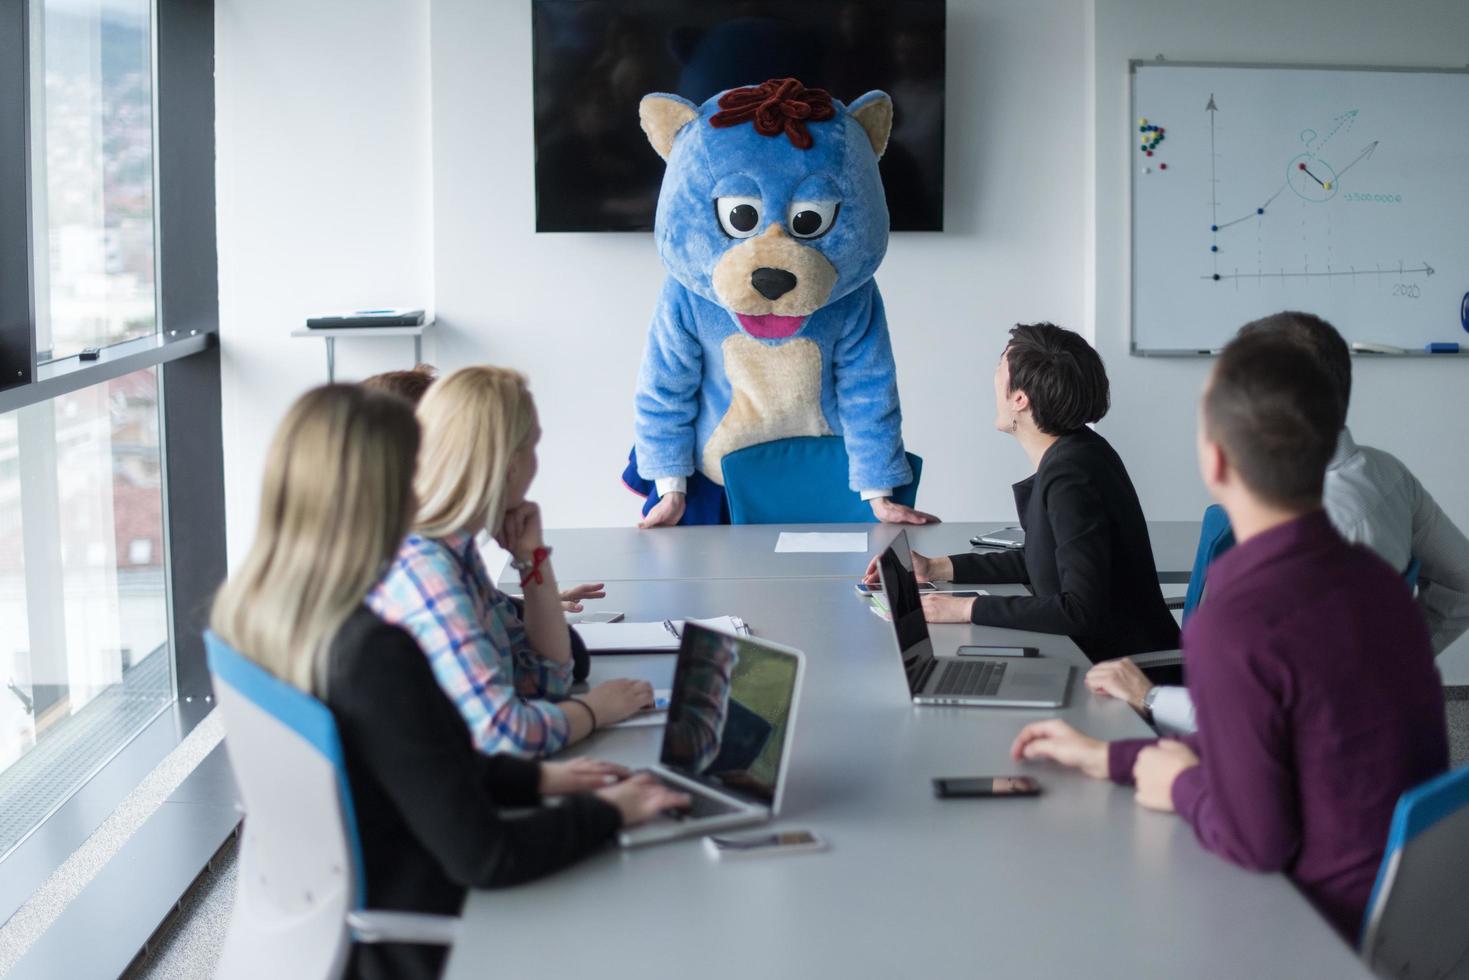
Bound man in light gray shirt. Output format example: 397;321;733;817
1088;312;1469;734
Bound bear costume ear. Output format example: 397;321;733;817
848;91;893;158
640;93;699;161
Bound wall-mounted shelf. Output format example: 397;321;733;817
290;322;434;381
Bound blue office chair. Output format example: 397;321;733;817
1135;505;1237;676
206;632;458;980
1360;764;1469;978
1180;504;1235;622
722;436;924;524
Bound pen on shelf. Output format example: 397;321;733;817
663;619;681;639
1425;342;1460;354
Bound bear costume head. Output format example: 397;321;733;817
639;78;893;342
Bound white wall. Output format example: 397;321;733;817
216;0;1469;677
215;0;435;564
1091;0;1469;680
429;0;1091;529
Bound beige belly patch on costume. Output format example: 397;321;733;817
702;333;832;486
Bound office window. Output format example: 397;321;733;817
0;0;220;920
34;0;158;362
0;367;171;857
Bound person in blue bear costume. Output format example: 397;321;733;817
624;77;939;528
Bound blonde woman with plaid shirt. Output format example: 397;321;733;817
369;366;654;757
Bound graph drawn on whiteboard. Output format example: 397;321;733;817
1131;63;1469;354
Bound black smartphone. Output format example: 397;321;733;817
933;776;1042;798
956;645;1037;658
855;581;936;595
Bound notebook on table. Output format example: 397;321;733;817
573;616;751;653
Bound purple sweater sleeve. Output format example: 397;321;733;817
1169;635;1301;872
1108;738;1156;784
1109;732;1204;784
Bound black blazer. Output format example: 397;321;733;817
950;427;1180;663
325;608;620;980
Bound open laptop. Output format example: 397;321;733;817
618;623;804;848
875;531;1071;708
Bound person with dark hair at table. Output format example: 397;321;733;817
865;323;1178;663
1011;331;1447;941
1088;311;1469;730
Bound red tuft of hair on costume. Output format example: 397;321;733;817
709;78;836;150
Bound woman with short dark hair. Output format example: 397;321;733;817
868;323;1179;662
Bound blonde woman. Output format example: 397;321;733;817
212;384;687;980
363;363;607;614
370;366;653;757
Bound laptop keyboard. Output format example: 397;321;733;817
933;660;1007;697
654;774;742;821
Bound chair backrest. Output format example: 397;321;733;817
1404;556;1422;593
1181;504;1235;622
1360;765;1469;979
207;631;365;980
722;436;924;524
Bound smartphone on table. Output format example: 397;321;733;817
704;829;828;859
855;581;935;596
955;645;1037;658
933;776;1042;799
968;527;1025;550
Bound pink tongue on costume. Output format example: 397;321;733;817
736;313;806;339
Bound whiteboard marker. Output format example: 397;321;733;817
1425;343;1460;354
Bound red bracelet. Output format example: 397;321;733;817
517;546;551;588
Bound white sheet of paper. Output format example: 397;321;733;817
774;531;868;553
605;689;671;729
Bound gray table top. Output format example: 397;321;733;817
443;577;1366;980
515;520;1202;587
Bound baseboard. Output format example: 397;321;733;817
7;745;240;980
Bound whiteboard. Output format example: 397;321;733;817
1130;62;1469;355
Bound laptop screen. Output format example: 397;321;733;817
660;625;801;805
875;530;937;689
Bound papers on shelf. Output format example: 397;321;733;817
774;531;868;553
573;616;751;652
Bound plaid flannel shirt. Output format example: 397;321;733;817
367;530;573;757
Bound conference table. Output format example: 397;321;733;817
451;523;1370;980
512;520;1204;586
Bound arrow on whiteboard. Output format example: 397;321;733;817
1207;95;1218;247
1425;263;1435;276
1334;140;1380;181
1318;109;1357;150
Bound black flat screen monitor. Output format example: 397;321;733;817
531;0;946;232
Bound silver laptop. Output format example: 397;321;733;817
618;624;804;848
875;531;1071;708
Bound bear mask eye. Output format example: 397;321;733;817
788;200;839;239
715;196;763;239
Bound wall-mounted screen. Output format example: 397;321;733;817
531;0;946;232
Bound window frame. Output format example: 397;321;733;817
0;0;222;926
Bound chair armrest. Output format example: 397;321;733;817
1129;649;1183;669
347;910;460;946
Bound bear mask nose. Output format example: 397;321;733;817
751;267;798;301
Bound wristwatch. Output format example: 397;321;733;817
1140;685;1159;722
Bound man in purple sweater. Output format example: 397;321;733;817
1009;331;1448;942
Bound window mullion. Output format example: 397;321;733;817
0;0;37;392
